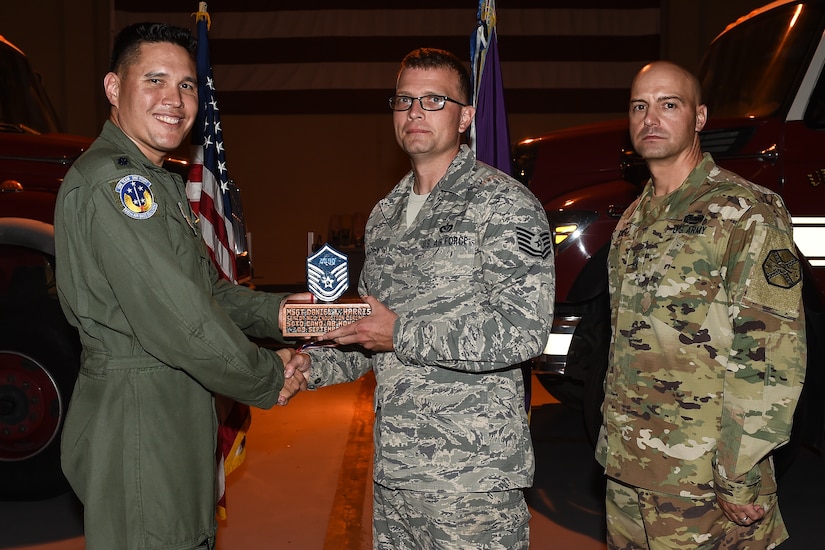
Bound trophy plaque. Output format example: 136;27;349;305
279;243;371;337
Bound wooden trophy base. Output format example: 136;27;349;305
280;298;371;337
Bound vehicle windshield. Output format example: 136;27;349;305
0;39;61;134
699;2;825;118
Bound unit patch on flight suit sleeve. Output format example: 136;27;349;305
116;174;158;220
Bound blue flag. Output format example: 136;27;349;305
471;0;512;176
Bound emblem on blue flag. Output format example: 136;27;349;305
307;243;349;302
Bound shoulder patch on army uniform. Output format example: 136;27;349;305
745;226;801;318
115;174;158;220
762;249;801;289
516;227;552;259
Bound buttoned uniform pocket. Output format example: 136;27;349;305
644;228;720;331
164;201;213;287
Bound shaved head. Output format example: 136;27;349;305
631;61;703;109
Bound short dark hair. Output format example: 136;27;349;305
109;22;197;74
398;48;472;105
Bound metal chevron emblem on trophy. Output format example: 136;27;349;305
279;243;371;337
307;244;349;302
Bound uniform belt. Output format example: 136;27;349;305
81;351;159;373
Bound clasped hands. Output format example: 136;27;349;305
276;294;397;405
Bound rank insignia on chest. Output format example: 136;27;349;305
116;174;158;220
763;248;802;288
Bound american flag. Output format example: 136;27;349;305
186;4;249;521
186;5;236;283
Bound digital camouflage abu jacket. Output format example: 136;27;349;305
307;145;554;493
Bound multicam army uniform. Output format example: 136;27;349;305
55;121;291;550
596;153;806;548
306;145;554;547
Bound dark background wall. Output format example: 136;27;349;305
0;0;767;284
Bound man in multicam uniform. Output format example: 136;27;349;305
596;60;807;549
285;48;554;549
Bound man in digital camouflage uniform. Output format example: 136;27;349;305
596;60;806;548
55;23;304;549
285;48;554;549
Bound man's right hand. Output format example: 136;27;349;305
284;350;312;381
276;347;307;405
277;369;306;406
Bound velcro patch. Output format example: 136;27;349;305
745;225;801;319
516;227;552;259
762;249;801;289
115;174;157;220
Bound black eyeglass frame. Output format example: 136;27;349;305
388;94;468;111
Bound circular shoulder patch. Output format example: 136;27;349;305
762;249;801;288
115;174;158;220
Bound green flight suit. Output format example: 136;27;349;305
54;121;290;550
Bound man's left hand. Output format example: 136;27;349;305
321;295;397;351
717;495;765;527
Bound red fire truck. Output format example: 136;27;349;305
515;0;825;451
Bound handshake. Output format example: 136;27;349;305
273;293;398;406
273;340;325;406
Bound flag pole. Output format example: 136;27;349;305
188;2;250;521
470;0;512;176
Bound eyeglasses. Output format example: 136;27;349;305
388;95;467;111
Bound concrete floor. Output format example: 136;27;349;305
1;374;822;549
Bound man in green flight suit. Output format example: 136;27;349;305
54;22;304;549
596;61;807;548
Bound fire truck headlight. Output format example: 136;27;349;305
547;210;599;254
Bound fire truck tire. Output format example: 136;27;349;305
536;374;584;410
773;283;825;477
536;290;611;446
0;296;80;500
582;356;607;448
577;292;610;447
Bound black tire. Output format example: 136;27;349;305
773;273;825;477
537;291;610;446
582;354;608;448
578;292;610;447
0;296;80;500
536;374;584;410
